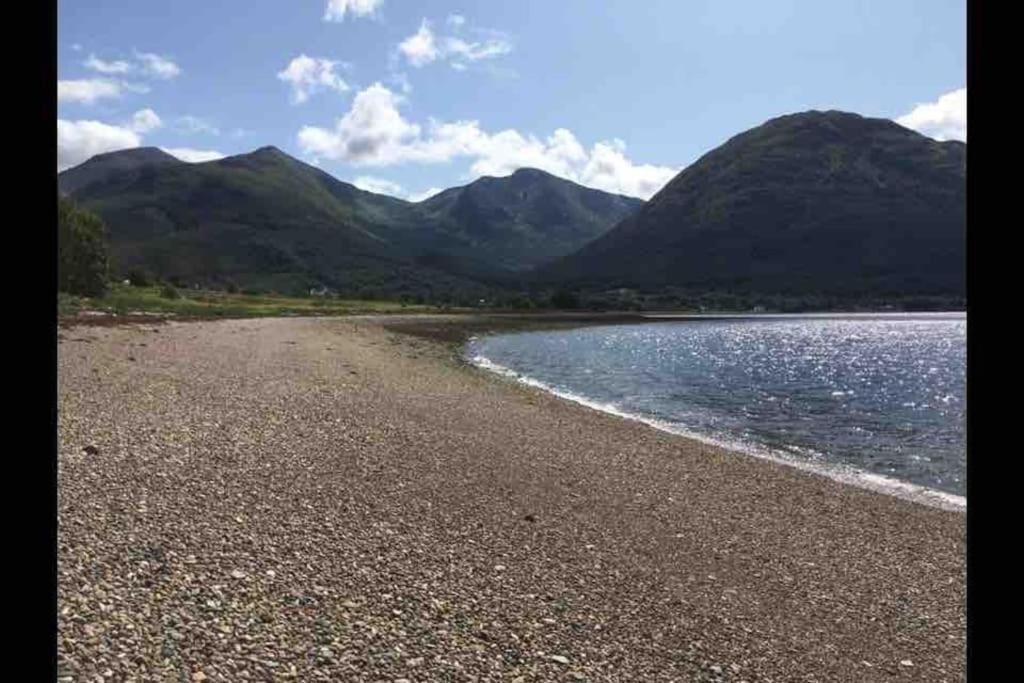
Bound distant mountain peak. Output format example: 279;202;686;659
211;145;300;170
88;146;181;164
250;145;290;158
510;167;553;178
417;167;644;271
58;146;183;194
759;108;956;142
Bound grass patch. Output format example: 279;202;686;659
58;292;83;317
59;282;441;322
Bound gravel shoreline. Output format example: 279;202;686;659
58;316;965;682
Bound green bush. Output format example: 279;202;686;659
549;289;580;310
159;284;181;299
58;198;109;297
126;268;152;287
57;292;81;316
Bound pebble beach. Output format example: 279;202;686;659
57;315;965;682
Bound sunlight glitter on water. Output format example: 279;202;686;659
467;314;966;503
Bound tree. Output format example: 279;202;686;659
126;268;152;287
550;289;580;310
58;198;109;297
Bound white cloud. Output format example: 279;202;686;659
298;83;422;165
84;54;131;74
57;109;223;171
58;79;122;104
896;87;966;142
398;19;512;69
71;43;83;51
134;51;181;79
324;0;382;22
447;14;466;28
408;186;442;202
578;139;679;200
121;81;152;94
57;119;140;170
352;175;405;196
352;176;444;202
443;36;512;62
129;108;162;133
79;51;183;81
161;147;226;163
296;83;677;199
278;55;351;104
398;20;440;67
176;115;220;136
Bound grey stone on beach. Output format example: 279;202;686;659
57;315;965;681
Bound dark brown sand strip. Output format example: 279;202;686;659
57;316;965;682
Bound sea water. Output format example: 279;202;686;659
466;313;966;506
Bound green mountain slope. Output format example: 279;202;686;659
59;147;493;298
418;168;642;271
58;147;638;296
58;147;183;196
540;111;966;299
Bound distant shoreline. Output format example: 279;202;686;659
57;283;967;331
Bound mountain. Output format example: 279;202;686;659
58;147;182;196
540;111;966;299
58;147;638;297
58;146;483;297
418;168;642;271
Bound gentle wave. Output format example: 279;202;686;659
469;353;966;513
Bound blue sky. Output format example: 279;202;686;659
57;0;966;200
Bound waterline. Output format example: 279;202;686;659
469;352;966;513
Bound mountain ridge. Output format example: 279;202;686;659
58;109;966;305
57;146;640;296
58;147;183;196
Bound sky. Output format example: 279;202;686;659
57;0;966;201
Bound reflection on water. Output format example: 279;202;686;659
467;314;966;497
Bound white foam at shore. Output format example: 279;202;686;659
469;354;966;513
